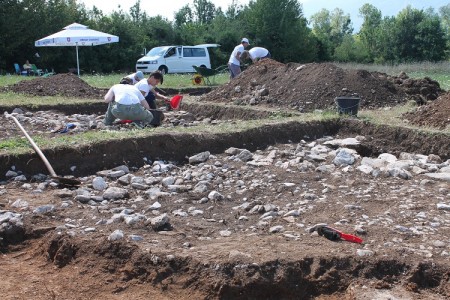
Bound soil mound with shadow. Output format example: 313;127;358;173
3;73;106;98
403;91;450;129
203;59;443;112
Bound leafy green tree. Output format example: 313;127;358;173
394;6;446;62
330;8;353;43
310;8;352;60
333;35;369;62
225;0;243;19
2;0;449;74
415;10;447;61
395;6;426;61
130;0;145;24
174;1;217;48
28;0;77;72
243;0;316;62
193;0;216;24
174;5;193;28
209;1;246;48
309;9;332;60
439;3;450;58
0;0;50;72
87;10;134;72
358;3;382;61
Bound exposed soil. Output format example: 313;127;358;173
0;64;449;300
0;73;211;98
1;73;107;98
202;59;444;111
403;91;450;129
1;62;447;131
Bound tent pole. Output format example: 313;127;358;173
76;43;80;76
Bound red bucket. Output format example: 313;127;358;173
170;95;183;110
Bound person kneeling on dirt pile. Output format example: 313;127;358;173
103;83;154;126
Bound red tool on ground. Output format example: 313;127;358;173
311;224;363;244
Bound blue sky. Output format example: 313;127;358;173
79;0;448;32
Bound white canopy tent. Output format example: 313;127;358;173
35;23;119;76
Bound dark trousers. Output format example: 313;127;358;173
145;92;157;109
262;52;271;59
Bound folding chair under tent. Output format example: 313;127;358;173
35;23;119;76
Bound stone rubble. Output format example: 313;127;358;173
3;109;227;137
1;135;449;260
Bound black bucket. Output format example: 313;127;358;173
335;97;360;116
149;110;164;126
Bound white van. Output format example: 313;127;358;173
136;44;220;74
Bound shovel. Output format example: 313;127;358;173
6;114;81;187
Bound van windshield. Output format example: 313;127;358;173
146;46;169;57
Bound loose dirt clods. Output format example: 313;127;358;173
2;73;106;98
203;59;444;112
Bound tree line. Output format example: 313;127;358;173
0;0;449;74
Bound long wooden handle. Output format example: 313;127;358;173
7;114;57;177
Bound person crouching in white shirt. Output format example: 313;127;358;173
240;47;271;63
103;84;154;126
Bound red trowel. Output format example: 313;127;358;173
309;224;363;244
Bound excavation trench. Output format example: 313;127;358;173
30;233;448;300
0;102;449;180
1;102;449;300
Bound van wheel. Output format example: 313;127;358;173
158;66;168;74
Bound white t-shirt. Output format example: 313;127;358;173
135;79;154;97
228;44;245;65
249;47;269;59
105;84;144;105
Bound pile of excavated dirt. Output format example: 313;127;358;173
0;64;447;134
3;62;443;112
202;60;443;111
1;74;210;99
403;91;450;129
2;73;106;98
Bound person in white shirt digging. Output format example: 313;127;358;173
103;84;154;126
240;47;272;63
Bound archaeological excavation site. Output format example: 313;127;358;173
0;60;449;299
